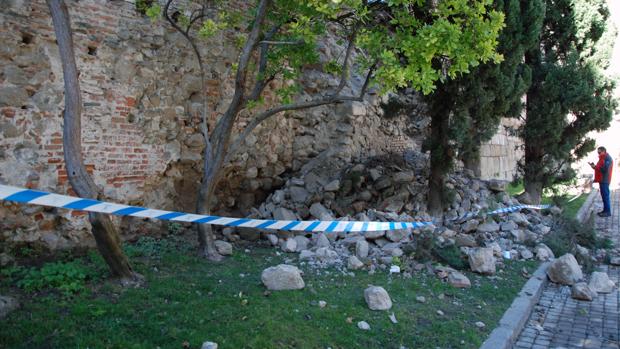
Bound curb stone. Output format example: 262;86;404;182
479;262;550;349
576;189;598;223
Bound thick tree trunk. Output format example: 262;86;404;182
48;0;142;285
523;143;544;204
428;108;451;217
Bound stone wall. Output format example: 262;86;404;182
0;0;421;250
479;117;523;181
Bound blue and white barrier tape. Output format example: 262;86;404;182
0;185;550;233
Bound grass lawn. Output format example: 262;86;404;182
507;181;588;218
1;236;538;349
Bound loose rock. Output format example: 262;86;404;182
448;272;471;288
261;264;305;290
348;255;364;270
547;254;583;285
214;240;232;256
357;321;371;330
588;272;616;293
571;282;595;301
356;239;369;259
0;295;19;319
364;286;392;310
468;248;496;275
201;341;218;349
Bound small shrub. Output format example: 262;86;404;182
168;222;183;235
5;261;97;296
434;244;468;270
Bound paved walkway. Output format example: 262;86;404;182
513;189;620;349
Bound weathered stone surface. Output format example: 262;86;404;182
281;238;297;253
357;321;371;330
315;233;331;248
461;219;479;233
487;179;507;192
348;255;364;270
500;221;518;232
299;250;315;260
455;234;478;247
201;341;218;349
315;247;339;262
214;240;232;256
588;272;615;293
386;229;408;242
547;254;583;285
293;236;310;252
356;239;369;258
363;230;386;239
273;207;297;221
509;212;529;226
289;186;310;203
364;286;392;310
309;203;334;220
477;222;500;233
393;171;414;183
0;295;19;319
534;244;554;261
468;248;496;275
261;265;305;290
448;272;471;288
519;249;534;260
323;180;340;192
571;282;595;301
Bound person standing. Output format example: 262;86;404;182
589;146;613;217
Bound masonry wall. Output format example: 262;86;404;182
479;117;523;181
0;0;424;250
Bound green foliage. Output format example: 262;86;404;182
167;222;183;235
520;0;617;196
2;261;97;296
123;236;182;258
135;0;154;14
413;231;468;270
543;215;613;259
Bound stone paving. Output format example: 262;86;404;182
513;189;620;349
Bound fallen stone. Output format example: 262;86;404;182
299;250;315;260
519;249;534;260
273;207;297;221
534;244;555;261
461;219;479;233
315;233;331;248
357;321;371;330
0;295;19;319
267;234;279;246
547;254;583;285
324;180;340;192
509;212;529;226
356;239;369;258
477;221;500;233
386;229;408;242
455;234;478;247
610;257;620;266
214;240;233;256
468;247;496;275
348;255;364;270
364;230;386;239
318;300;327;308
261;264;305;290
487;179;507;192
364;286;392;310
500;221;519;232
571;282;595;301
201;341;218;349
315;247;339;262
294;235;310;252
448;272;471;288
475;321;486;329
309;202;335;220
588;272;616;293
289;186;310;204
281;238;297;253
416;296;426;303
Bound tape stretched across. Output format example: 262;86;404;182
0;185;550;233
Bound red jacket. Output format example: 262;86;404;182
594;152;613;183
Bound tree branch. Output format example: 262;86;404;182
224;62;377;163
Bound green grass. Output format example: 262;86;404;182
507;181;588;218
1;239;538;349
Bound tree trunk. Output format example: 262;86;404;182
48;0;142;285
428;105;451;217
195;168;223;261
523;142;544;204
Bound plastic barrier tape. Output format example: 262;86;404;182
0;185;549;233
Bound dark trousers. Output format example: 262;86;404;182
600;182;611;214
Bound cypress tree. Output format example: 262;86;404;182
520;0;617;203
424;0;545;216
